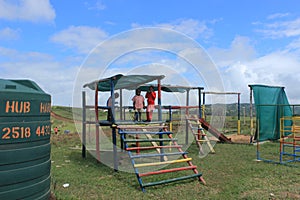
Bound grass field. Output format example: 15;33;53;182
50;107;300;200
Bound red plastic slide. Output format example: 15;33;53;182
199;118;232;143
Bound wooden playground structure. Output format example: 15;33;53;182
78;76;300;193
81;74;223;192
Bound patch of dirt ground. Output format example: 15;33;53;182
227;134;252;144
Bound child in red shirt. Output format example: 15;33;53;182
145;85;156;122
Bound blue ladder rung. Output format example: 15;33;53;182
283;144;296;148
281;152;300;157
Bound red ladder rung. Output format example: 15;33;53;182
139;166;197;177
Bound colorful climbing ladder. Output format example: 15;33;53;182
280;116;300;164
117;124;205;192
186;115;215;155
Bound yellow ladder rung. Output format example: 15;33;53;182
196;139;208;142
134;158;192;168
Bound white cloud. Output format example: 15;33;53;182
0;27;20;40
0;0;55;23
0;47;79;106
50;26;109;54
206;33;300;104
72;27;224;107
246;15;300;103
0;46;53;61
208;36;256;67
132;18;214;39
286;38;300;51
256;17;300;38
219;50;300;104
267;13;289;20
85;0;106;10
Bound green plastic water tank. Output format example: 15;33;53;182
0;79;51;200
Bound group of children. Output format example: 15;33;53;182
132;85;156;122
107;86;156;122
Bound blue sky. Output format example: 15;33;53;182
1;0;300;106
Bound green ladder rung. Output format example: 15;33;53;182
124;138;177;142
141;173;202;188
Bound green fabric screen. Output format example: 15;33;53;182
249;84;292;141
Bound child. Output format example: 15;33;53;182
54;127;58;134
107;92;119;121
132;89;145;121
145;85;156;122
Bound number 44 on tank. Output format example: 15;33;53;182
35;125;51;137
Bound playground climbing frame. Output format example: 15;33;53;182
118;124;205;192
280;116;300;165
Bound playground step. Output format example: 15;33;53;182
119;127;205;192
196;139;210;142
191;127;204;131
134;158;192;168
282;143;300;146
124;138;177;142
130;151;188;159
283;143;299;146
119;131;172;135
141;173;202;188
185;117;200;121
186;115;216;154
139;166;197;177
117;126;168;131
193;133;207;136
126;145;182;151
281;152;300;157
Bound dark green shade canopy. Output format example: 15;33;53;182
83;74;165;91
83;74;203;93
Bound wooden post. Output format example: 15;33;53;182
185;89;190;145
249;87;254;137
158;79;162;121
110;78;118;171
119;89;123;120
82;91;86;158
95;82;100;162
237;93;241;135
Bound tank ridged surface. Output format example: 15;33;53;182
0;79;51;200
